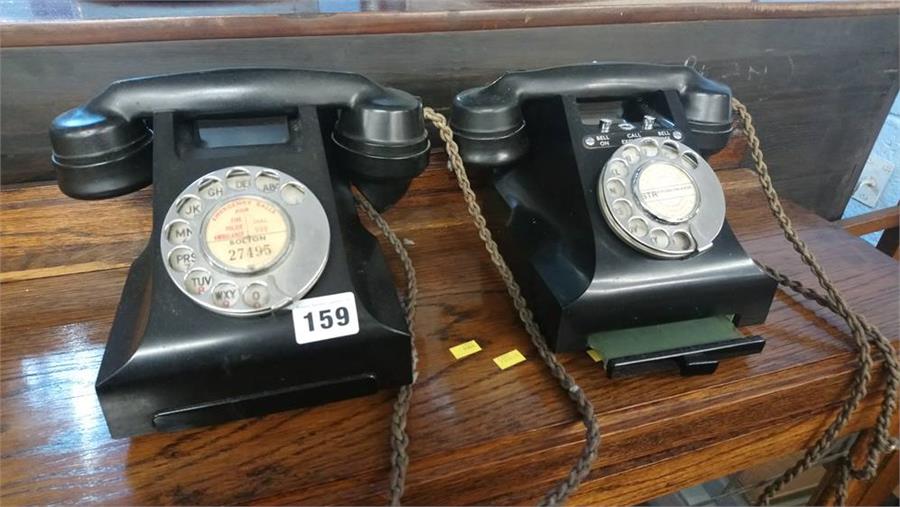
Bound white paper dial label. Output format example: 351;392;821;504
636;162;699;224
203;196;291;273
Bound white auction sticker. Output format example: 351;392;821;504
291;292;360;345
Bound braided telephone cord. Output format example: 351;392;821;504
762;261;899;505
368;101;897;506
732;98;899;506
354;194;419;506
423;107;601;507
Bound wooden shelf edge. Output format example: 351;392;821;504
838;206;900;236
1;2;897;48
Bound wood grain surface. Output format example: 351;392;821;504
1;0;896;48
1;153;898;505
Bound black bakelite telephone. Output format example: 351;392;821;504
49;68;429;438
48;64;895;505
443;62;896;505
450;63;777;376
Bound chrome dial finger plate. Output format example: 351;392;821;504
597;137;726;259
161;166;331;317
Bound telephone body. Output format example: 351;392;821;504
50;69;429;438
451;63;777;375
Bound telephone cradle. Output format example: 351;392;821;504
49;69;429;438
451;63;777;376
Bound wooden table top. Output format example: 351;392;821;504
1;152;897;505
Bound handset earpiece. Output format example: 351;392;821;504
450;63;735;166
332;88;430;211
449;85;530;168
50;104;153;199
678;86;733;153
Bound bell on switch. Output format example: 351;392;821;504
600;119;613;133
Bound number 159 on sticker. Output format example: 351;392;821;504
291;292;360;345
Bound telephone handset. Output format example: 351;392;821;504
52;68;428;206
451;63;777;373
450;62;733;165
50;69;429;437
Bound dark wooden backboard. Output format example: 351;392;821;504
1;13;898;219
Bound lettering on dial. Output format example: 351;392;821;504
226;168;252;190
256;171;280;193
168;246;196;272
243;282;271;309
199;178;225;200
177;196;202;220
212;282;240;308
166;221;193;244
184;268;213;295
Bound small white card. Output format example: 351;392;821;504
291;292;360;345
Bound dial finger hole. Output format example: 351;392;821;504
681;151;700;169
226;168;252;190
281;182;306;205
198;177;225;200
256;170;281;192
611;199;633;220
605;178;627;198
166;220;193;245
212;282;240;309
672;230;693;251
168;246;196;273
184;268;213;296
627;217;649;237
649;228;670;248
243;282;271;309
607;159;628;177
640;138;659;157
176;196;202;220
621;145;641;164
661;141;679;158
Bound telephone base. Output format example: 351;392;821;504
94;108;414;439
151;374;377;433
96;243;410;439
479;92;777;364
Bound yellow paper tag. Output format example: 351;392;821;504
586;349;603;363
449;340;482;360
493;349;526;370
